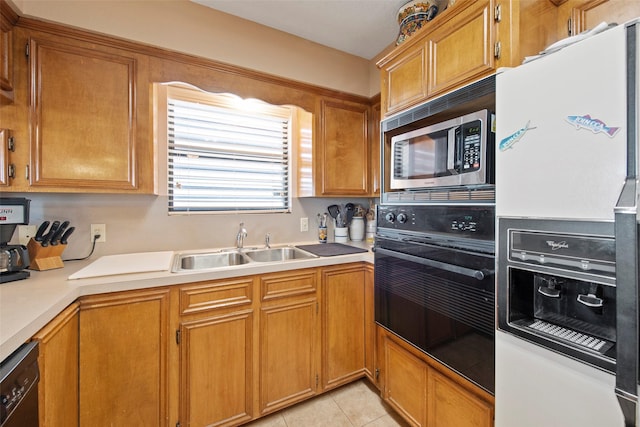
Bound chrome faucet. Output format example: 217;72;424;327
236;222;247;249
265;233;271;248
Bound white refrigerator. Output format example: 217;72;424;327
495;19;639;427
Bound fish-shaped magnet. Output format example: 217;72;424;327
565;114;620;137
499;121;536;151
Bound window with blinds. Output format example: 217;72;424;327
166;87;292;213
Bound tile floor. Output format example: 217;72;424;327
244;379;409;427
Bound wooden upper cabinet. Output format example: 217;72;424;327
427;0;495;98
316;98;369;196
380;41;427;115
558;0;640;36
27;37;144;191
0;0;17;103
377;0;558;117
370;100;381;196
378;0;498;117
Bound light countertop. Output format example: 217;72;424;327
0;242;373;361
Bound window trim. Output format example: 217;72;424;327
156;83;297;215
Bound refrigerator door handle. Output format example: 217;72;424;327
614;178;639;427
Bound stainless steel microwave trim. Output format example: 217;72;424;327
380;75;496;206
389;109;491;190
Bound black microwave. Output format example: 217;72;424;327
389;109;495;190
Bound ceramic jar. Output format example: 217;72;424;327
349;217;365;241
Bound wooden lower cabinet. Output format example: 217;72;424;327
428;369;493;427
321;263;367;390
259;269;319;415
32;302;79;427
175;276;256;427
31;263;374;426
179;310;254;426
384;335;429;426
379;327;494;427
78;288;171;426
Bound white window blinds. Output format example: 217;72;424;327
167;90;291;213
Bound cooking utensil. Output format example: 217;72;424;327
328;205;340;220
345;203;355;225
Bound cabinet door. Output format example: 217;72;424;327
383;334;428;427
321;264;366;390
427;0;495;98
79;289;170;426
259;268;319;415
380;41;427;116
317;99;369;196
370;101;381;196
179;310;254;427
561;0;640;36
428;369;494;427
0;0;17;102
27;37;140;190
259;299;317;414
32;302;79;427
364;264;376;384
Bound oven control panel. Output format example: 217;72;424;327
377;205;494;241
450;217;477;232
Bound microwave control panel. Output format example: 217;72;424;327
460;122;482;171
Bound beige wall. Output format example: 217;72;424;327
5;0;381;257
11;0;383;97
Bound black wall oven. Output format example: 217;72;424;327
375;205;495;394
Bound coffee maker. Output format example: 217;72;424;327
0;197;31;283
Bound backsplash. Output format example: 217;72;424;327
9;193;374;260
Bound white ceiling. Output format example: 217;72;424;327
191;0;410;60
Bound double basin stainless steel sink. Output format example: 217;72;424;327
172;246;318;273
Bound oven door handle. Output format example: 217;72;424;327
376;247;493;280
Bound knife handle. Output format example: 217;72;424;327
50;221;70;246
34;221;50;242
60;226;75;245
41;220;60;247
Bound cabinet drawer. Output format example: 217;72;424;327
260;269;317;302
179;277;254;315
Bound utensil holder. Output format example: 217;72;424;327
349;217;365;241
27;238;65;271
318;226;328;243
334;227;348;243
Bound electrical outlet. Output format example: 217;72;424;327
300;217;309;232
91;224;106;243
17;225;37;245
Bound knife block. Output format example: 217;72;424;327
27;238;66;271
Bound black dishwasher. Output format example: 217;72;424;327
0;341;39;427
